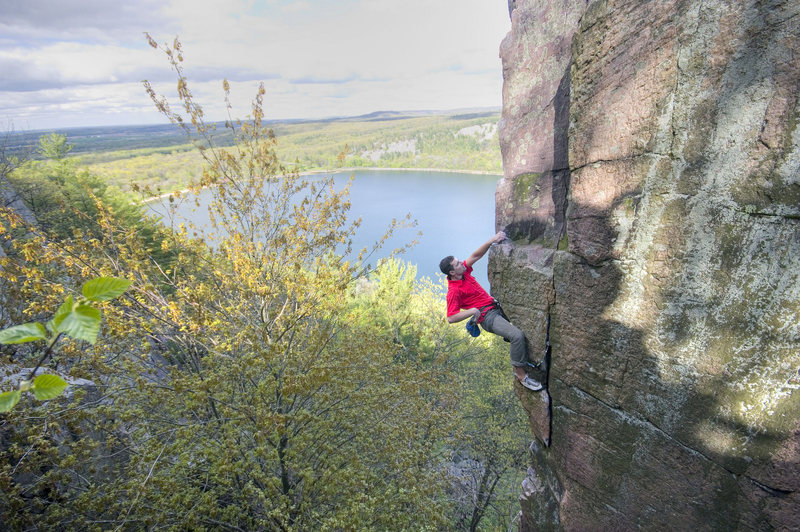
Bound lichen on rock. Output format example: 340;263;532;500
494;0;800;529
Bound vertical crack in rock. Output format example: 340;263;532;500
501;0;800;528
541;311;553;448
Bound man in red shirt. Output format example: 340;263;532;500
439;231;543;391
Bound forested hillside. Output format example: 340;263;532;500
0;42;524;531
8;110;501;195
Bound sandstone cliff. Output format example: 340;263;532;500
491;0;799;529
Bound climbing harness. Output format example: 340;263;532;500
466;300;511;339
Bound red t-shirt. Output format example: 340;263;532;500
446;261;495;323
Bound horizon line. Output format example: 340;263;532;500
10;106;502;136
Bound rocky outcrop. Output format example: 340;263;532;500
0;178;37;258
491;0;800;529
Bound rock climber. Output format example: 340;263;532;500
439;231;543;391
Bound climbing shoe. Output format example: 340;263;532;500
519;375;543;392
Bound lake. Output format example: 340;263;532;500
147;169;501;286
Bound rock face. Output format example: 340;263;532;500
0;179;37;258
492;0;800;529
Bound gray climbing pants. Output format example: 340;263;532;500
480;308;528;367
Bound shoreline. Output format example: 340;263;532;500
143;166;503;203
303;166;502;177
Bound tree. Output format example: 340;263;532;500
37;133;72;161
0;37;457;530
0;37;525;531
0;123;31;182
452;336;531;532
350;259;532;531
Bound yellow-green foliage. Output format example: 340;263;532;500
352;260;531;530
0;38;523;531
77;113;501;194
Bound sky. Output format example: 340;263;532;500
0;0;511;131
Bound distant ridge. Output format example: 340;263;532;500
310;107;499;123
6;107;500;156
338;107;500;122
17;107;500;135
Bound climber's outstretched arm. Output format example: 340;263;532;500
465;231;506;268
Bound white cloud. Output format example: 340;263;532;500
0;0;172;44
1;0;510;129
0;43;166;91
0;82;163;130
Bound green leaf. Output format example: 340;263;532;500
0;390;21;412
82;277;132;302
0;323;48;344
52;295;75;329
32;374;68;400
56;303;102;344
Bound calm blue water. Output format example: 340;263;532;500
147;170;500;286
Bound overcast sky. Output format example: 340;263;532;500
0;0;511;131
